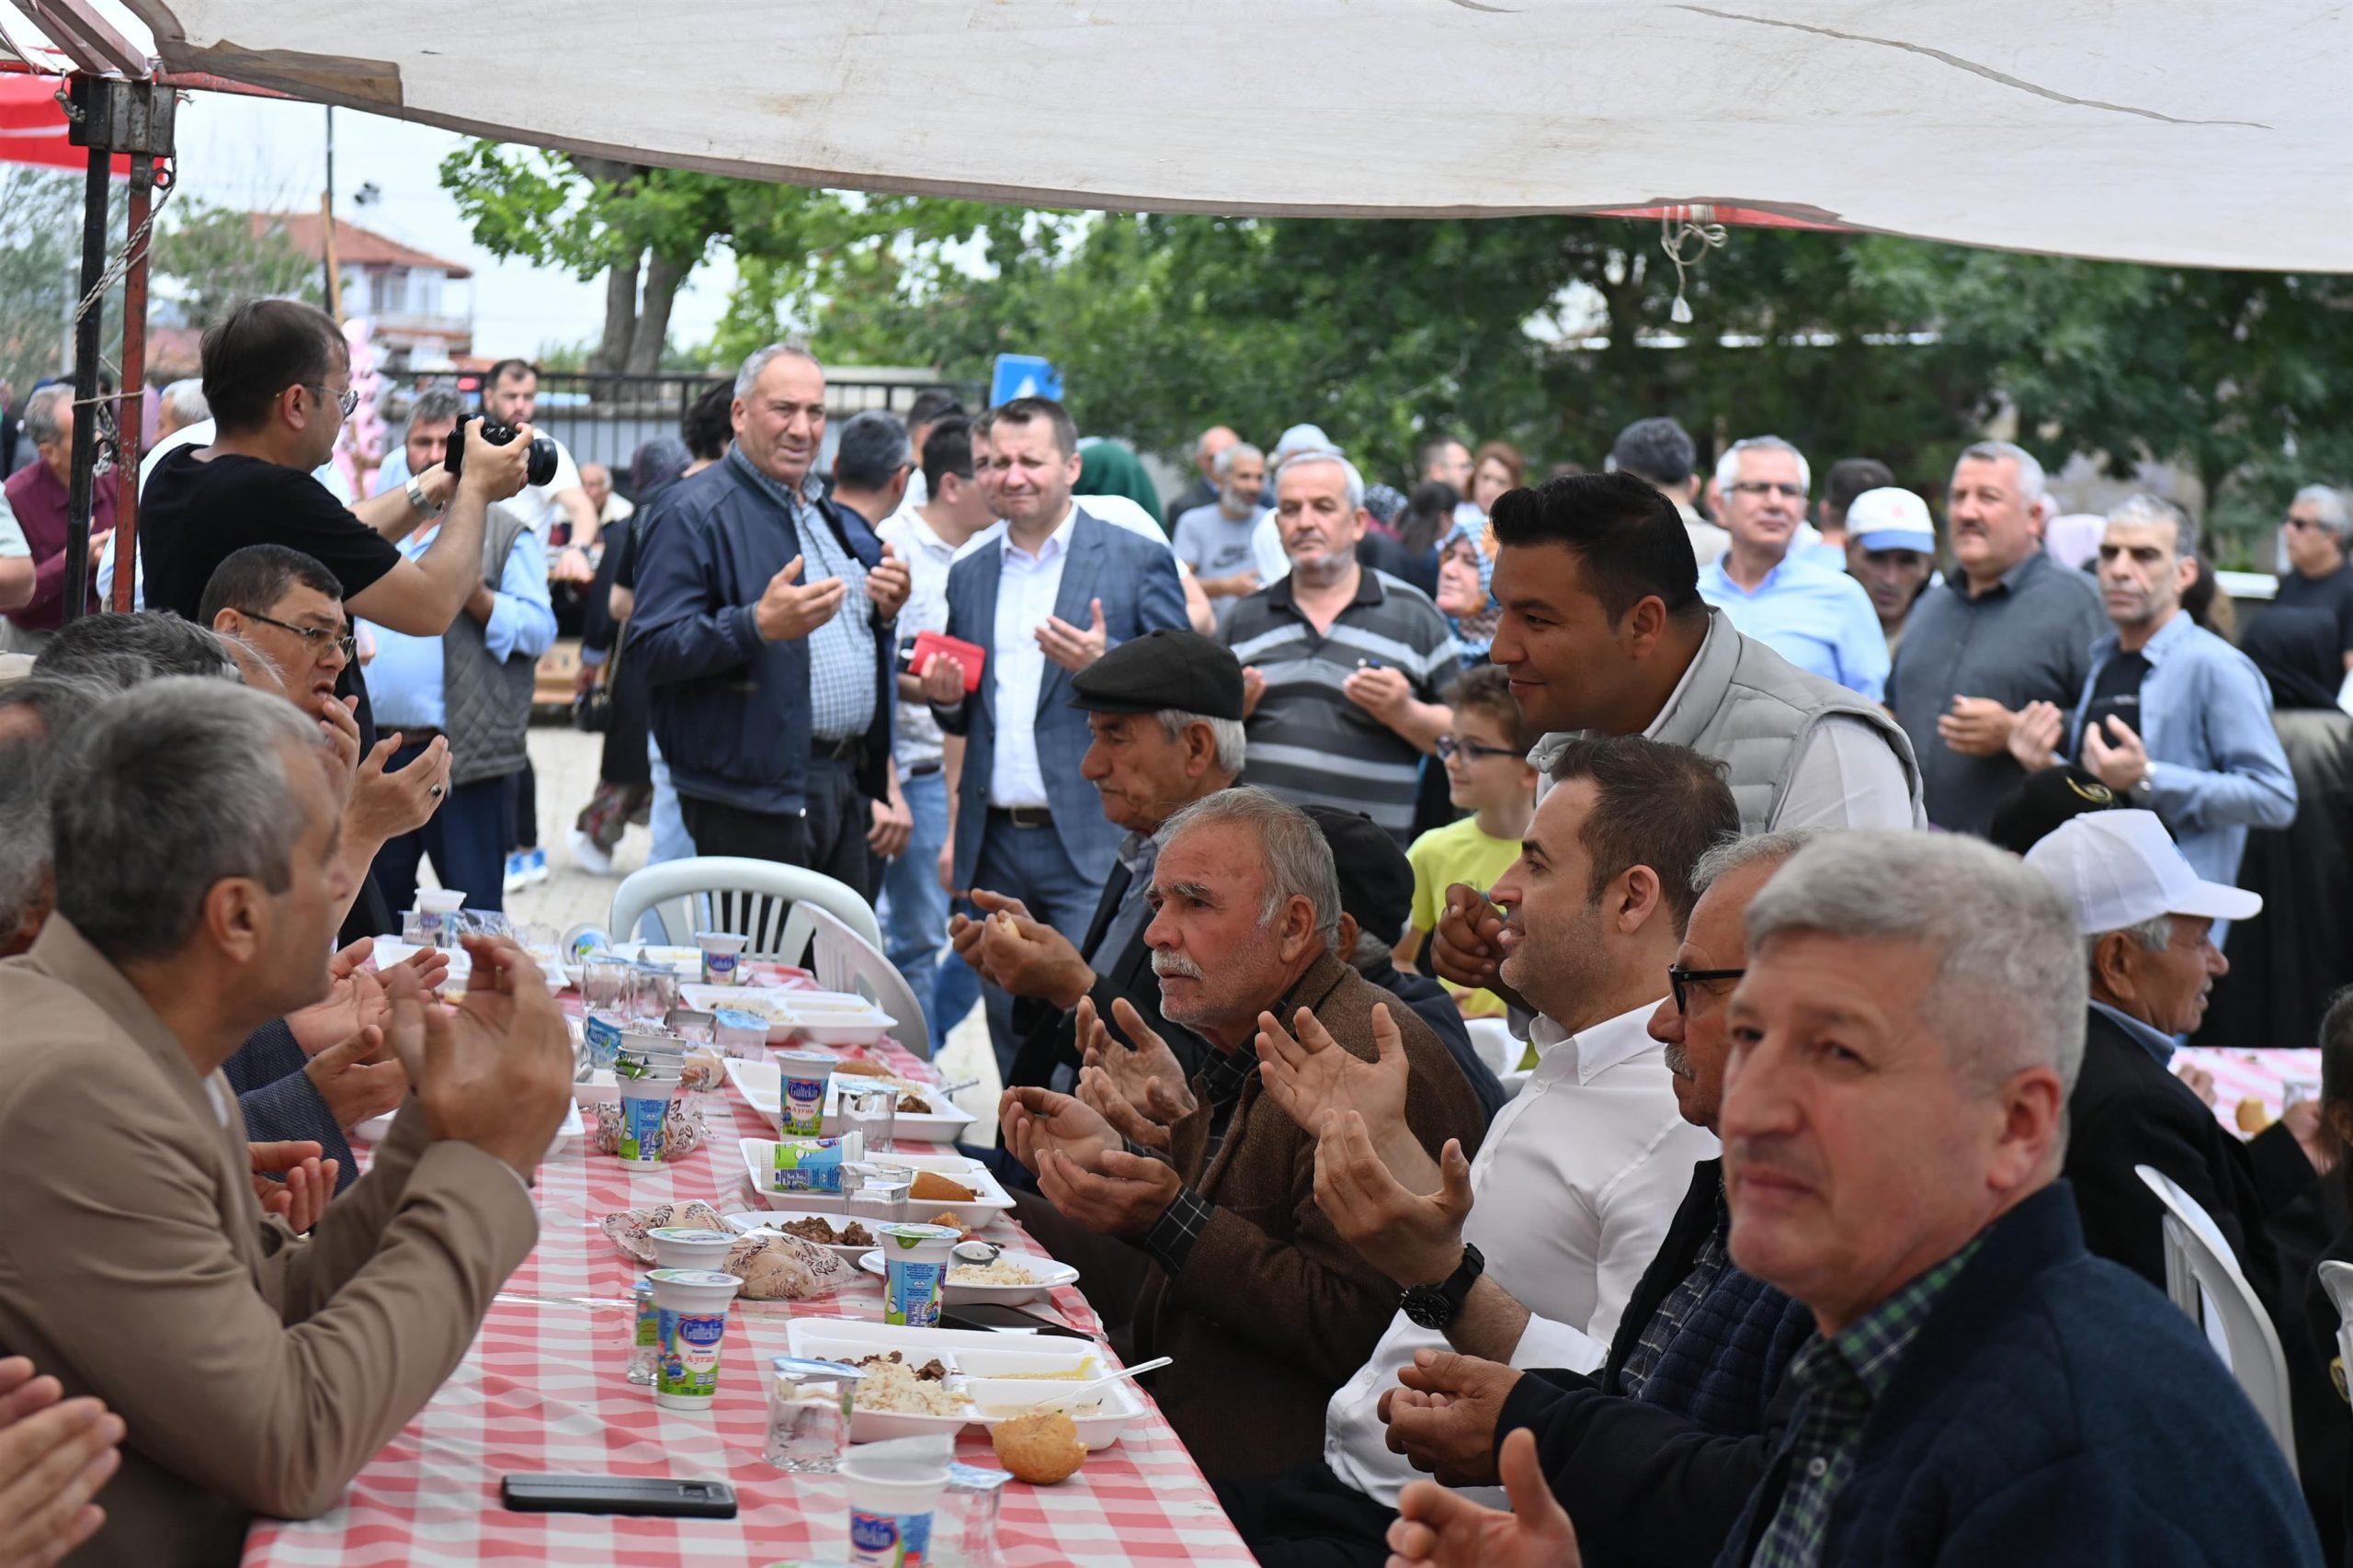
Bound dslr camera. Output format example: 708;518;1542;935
444;412;560;488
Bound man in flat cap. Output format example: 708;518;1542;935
952;629;1246;1090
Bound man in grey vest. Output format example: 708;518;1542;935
1427;471;1921;1006
357;486;557;916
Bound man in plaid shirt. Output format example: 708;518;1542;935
1380;833;2319;1568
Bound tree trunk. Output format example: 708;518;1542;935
627;252;690;374
592;255;639;376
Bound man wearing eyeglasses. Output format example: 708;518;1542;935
142;300;536;669
1697;437;1890;701
1221;735;1730;1566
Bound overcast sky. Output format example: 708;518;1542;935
169;92;740;360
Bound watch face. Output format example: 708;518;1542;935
1400;1288;1450;1331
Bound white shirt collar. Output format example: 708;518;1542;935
1528;996;1668;1085
1000;503;1078;563
1642;611;1721;740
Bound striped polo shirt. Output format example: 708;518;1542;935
1223;566;1460;839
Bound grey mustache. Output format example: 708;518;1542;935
1152;953;1205;980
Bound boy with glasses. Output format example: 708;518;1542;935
1399;665;1537;1019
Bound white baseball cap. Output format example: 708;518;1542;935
2024;809;2262;932
1847;487;1938;554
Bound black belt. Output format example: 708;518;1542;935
904;759;943;778
390;726;447;745
988;805;1054;829
812;733;865;762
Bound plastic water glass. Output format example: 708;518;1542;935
843;1082;898;1155
765;1357;863;1472
630;963;680;1023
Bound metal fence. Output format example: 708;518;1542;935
387;369;983;498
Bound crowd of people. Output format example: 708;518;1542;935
0;295;2351;1568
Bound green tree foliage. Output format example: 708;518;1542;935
152;199;322;330
435;138;2349;562
0;167;85;394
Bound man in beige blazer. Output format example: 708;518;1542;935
0;676;573;1568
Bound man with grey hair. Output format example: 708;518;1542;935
1172;440;1271;614
0;677;574;1568
633;343;913;892
2026;810;2322;1335
1888;439;2109;837
960;629;1245;1090
0;383;115;652
1222;449;1458;842
1386;830;2321;1567
999;784;1484;1480
2008;494;2293;897
2279;483;2353;670
1699;437;1888;699
1609;415;1729;571
157;378;210;441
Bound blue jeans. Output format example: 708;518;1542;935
879;766;950;1039
972;817;1104;1082
647;735;695;865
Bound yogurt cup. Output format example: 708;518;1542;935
648;1267;743;1410
842;1445;950;1567
415;888;466;945
615;1058;684;1165
875;1221;961;1327
773;1049;835;1137
647;1226;737;1271
771;1132;864;1194
694;930;747;986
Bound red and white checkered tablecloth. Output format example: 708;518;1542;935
240;994;1256;1567
2173;1047;2324;1133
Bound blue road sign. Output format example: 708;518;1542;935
991;353;1063;405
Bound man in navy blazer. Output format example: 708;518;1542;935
1379;832;2320;1568
631;346;911;891
924;397;1188;1074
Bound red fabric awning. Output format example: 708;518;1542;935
0;74;131;174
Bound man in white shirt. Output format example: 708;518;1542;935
478;360;597;581
926;398;1190;1074
1222;733;1733;1559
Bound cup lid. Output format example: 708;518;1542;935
647;1227;733;1243
647;1267;741;1289
875;1222;962;1245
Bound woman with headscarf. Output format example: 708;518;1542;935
567;436;694;871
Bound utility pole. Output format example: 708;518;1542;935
322;105;343;319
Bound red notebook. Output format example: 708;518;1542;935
911;629;987;693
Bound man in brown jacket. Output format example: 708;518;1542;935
1001;787;1485;1479
0;678;572;1568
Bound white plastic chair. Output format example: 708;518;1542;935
2318;1261;2353;1405
2134;1164;2299;1474
608;856;882;970
799;902;932;1061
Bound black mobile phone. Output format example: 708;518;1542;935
939;1302;1097;1341
499;1473;738;1518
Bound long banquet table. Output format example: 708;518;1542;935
240;979;1256;1567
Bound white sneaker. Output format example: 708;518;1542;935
525;846;551;885
503;850;530;892
567;826;614;877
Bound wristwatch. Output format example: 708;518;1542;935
1399;1244;1484;1331
404;473;441;517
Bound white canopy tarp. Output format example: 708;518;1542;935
82;0;2353;271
